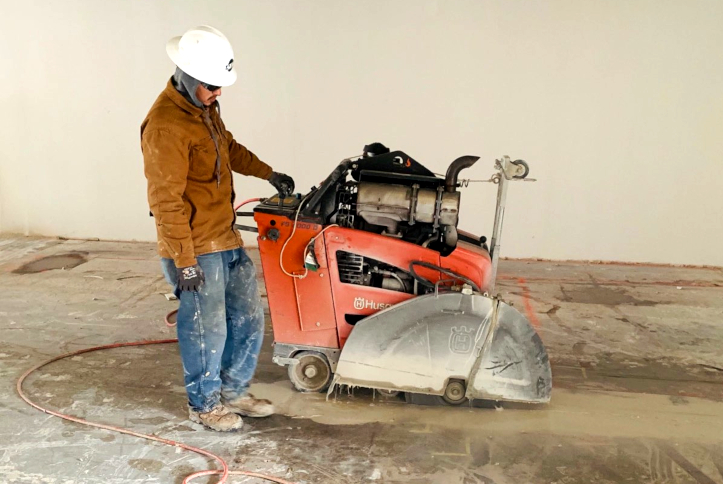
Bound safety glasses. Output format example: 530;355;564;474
201;82;221;92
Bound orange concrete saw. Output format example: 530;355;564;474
236;144;551;406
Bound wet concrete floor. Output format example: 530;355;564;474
0;236;722;483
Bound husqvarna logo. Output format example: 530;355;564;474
449;326;475;354
353;297;392;311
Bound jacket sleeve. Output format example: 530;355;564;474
142;129;197;268
224;128;274;179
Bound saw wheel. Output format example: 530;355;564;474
288;351;332;393
442;380;468;405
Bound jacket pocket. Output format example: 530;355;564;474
189;136;218;182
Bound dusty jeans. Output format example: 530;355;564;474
161;248;265;413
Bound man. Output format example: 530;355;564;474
141;25;294;431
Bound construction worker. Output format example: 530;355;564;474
141;25;294;431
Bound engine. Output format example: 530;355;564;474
337;250;415;294
253;143;483;296
308;143;479;256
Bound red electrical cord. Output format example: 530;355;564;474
166;308;178;327
234;197;263;211
16;315;298;484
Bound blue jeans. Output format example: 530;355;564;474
161;248;265;413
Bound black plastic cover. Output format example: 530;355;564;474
350;151;436;181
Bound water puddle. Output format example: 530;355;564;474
250;381;723;443
12;252;89;274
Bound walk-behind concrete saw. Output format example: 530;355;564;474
236;144;552;406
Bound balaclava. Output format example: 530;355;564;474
171;67;222;186
172;66;204;108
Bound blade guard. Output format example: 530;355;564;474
331;293;551;404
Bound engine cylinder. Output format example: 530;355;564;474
356;182;460;233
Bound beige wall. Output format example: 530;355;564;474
1;0;722;266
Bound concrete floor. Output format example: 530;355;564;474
1;235;723;484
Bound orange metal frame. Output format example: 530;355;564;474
255;211;492;351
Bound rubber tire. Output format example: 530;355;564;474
511;159;529;179
288;351;332;393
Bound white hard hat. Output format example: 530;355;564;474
166;25;237;87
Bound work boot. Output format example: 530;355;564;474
222;394;275;418
189;404;244;432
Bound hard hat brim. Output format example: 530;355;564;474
166;36;237;87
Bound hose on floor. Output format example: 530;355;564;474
165;308;178;327
16;319;297;484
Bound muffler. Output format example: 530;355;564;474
445;156;480;192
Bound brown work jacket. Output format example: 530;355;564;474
141;79;272;268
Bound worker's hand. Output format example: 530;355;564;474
177;264;205;292
268;172;295;198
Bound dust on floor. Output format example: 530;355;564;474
1;236;722;483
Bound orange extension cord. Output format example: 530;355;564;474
16;311;297;484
